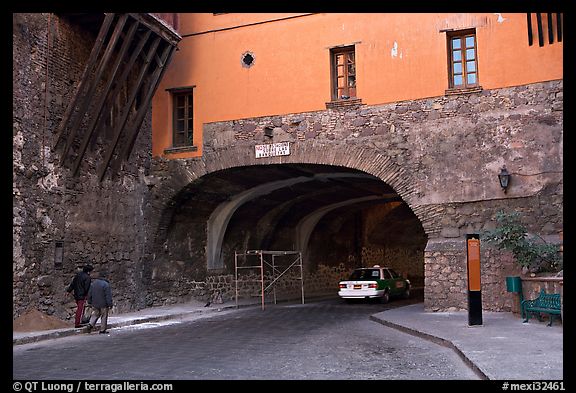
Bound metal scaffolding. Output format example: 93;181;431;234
234;250;304;310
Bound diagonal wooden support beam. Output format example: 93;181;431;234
105;47;175;181
118;44;176;164
154;52;163;66
95;30;152;135
53;13;115;150
97;37;162;182
60;13;129;166
108;43;175;180
72;18;140;176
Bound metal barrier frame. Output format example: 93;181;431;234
234;250;304;310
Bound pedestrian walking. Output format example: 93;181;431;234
66;264;93;328
86;271;113;334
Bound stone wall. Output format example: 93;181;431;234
521;277;563;300
361;202;426;286
146;262;353;307
13;14;153;320
204;81;563;208
146;260;562;313
424;183;563;312
362;247;424;287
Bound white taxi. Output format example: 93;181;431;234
338;265;410;303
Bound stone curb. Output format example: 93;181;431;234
369;314;489;380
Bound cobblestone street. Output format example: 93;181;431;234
13;299;479;380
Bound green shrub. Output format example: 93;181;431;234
482;210;562;273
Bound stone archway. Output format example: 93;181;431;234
143;140;445;306
147;141;443;249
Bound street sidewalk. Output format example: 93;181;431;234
370;303;563;380
13;299;563;380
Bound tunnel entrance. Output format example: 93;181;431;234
149;163;427;304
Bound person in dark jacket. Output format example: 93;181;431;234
86;271;113;334
66;264;93;328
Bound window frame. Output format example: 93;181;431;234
330;45;357;101
446;29;480;91
170;87;194;148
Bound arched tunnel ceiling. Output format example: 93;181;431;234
170;164;410;269
175;164;399;224
156;163;427;293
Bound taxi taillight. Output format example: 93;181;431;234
368;283;378;289
339;283;347;289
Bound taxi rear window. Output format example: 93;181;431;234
349;269;380;280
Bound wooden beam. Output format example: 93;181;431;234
527;13;533;46
154;52;163;66
119;44;176;164
536;13;544;47
60;14;129;165
557;13;562;42
53;13;115;149
72;18;140;176
547;13;554;44
97;37;162;182
93;29;152;139
129;13;181;46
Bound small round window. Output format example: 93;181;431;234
241;51;255;68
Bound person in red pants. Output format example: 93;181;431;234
66;264;93;328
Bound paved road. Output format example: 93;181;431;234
13;298;479;380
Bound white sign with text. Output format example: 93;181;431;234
255;142;291;158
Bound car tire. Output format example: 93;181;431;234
380;290;390;304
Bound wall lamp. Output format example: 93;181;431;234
498;166;511;193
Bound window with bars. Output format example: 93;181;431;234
331;46;356;100
447;30;479;90
172;89;194;147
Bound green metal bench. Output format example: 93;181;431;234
521;289;561;327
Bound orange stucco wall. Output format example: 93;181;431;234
152;13;563;158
